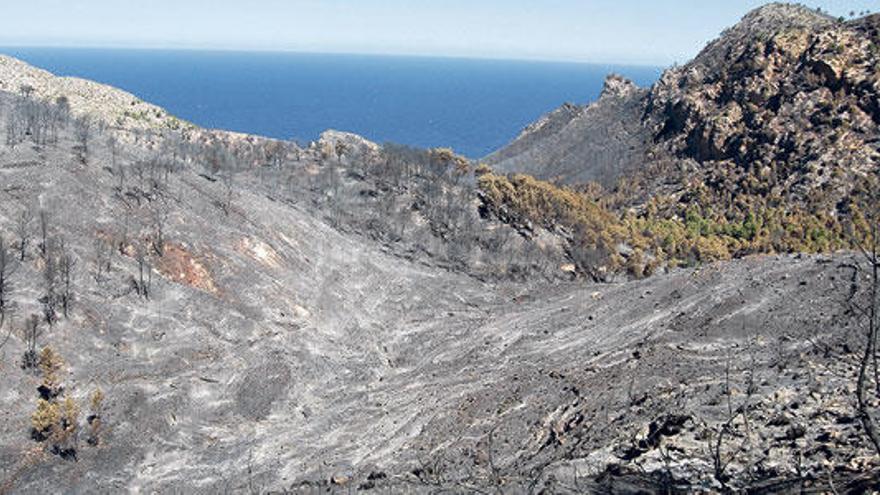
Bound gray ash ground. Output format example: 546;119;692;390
0;94;877;494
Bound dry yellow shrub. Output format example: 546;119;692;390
31;399;60;437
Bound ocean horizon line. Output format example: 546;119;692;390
0;44;669;70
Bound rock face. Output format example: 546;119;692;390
488;3;880;202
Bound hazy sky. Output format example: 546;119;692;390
0;1;876;65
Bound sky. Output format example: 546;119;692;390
0;1;876;65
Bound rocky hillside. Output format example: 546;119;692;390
641;3;879;208
0;55;191;133
488;3;880;205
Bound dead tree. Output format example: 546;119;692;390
20;314;42;369
162;132;184;178
74;117;92;165
260;141;288;187
707;355;753;488
57;240;76;319
151;201;170;257
41;241;58;328
39;208;50;258
0;199;13;341
93;236;112;283
21;99;49;146
0;235;17;335
117;210;131;256
108;136;124;189
16;209;33;261
19;85;35;99
849;183;880;456
5;104;23;147
131;160;147;189
220;172;235;216
135;243;152;300
319;161;342;224
205;142;234;176
55;96;70;122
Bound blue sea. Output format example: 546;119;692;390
1;48;662;157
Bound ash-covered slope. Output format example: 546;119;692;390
0;40;878;495
0;109;873;492
488;3;880;199
0;88;512;491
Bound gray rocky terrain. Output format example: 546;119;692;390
483;75;651;187
1;3;880;494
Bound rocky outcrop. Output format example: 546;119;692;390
316;129;381;160
600;73;640;99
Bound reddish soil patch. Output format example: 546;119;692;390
155;243;218;294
